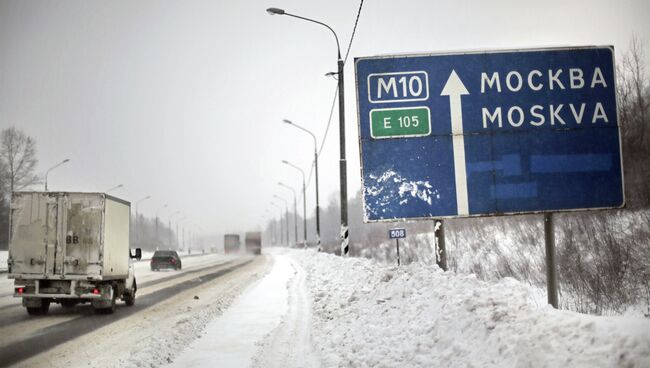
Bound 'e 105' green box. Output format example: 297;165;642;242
370;107;431;139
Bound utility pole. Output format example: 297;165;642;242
267;7;347;255
337;57;349;256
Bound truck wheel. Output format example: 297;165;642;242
94;287;117;314
61;300;77;308
26;300;50;316
106;288;117;313
123;281;136;306
26;307;41;315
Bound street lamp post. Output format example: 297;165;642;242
134;195;151;246
282;160;308;248
44;159;70;191
270;202;284;246
273;195;291;247
283;119;320;250
155;204;168;249
193;224;203;253
105;184;123;193
278;182;298;247
176;216;187;250
265;209;277;245
168;211;180;249
268;7;349;256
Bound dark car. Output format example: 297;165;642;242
150;250;182;271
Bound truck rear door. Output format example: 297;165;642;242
9;193;57;276
62;194;102;276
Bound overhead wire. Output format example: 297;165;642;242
301;0;365;198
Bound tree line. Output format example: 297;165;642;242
0;127;178;250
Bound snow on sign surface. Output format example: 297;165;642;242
355;47;624;221
365;170;439;218
288;249;650;368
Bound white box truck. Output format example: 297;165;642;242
244;231;261;255
7;192;141;315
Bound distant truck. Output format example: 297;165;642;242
7;192;141;315
244;232;262;255
224;234;240;254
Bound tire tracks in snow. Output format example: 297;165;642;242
0;258;253;367
253;256;320;368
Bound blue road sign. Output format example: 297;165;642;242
389;228;406;239
355;47;624;221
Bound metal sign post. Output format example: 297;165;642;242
434;220;448;271
396;238;401;266
389;228;406;266
544;213;559;308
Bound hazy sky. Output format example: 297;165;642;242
1;0;649;236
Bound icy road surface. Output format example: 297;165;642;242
0;253;269;367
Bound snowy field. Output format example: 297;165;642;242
0;251;7;272
291;249;650;367
355;209;650;317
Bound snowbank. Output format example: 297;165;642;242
288;249;650;368
0;251;7;272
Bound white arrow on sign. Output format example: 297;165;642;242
441;70;470;216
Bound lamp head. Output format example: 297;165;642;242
266;7;285;15
282;119;293;125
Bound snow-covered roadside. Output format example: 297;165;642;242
169;255;295;368
252;253;319;368
167;252;320;368
287;249;650;368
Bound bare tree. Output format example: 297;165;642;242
0;127;40;196
0;159;7;194
616;37;650;208
618;37;650;144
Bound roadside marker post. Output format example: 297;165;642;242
389;228;406;266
